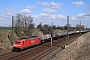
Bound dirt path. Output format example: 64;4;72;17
52;32;90;60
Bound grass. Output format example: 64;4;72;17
0;27;12;30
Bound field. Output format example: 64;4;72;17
0;27;12;30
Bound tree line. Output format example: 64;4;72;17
14;14;86;38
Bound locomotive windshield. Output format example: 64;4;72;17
15;41;21;44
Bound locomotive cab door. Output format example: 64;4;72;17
22;41;25;48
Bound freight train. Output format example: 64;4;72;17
12;30;89;51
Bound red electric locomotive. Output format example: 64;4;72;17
13;36;41;51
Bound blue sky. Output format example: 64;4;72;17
0;0;90;28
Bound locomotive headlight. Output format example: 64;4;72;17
17;45;20;46
14;44;16;46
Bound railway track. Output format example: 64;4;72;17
0;43;50;60
30;33;83;60
8;44;50;60
0;33;85;60
0;51;18;60
0;51;20;60
30;46;58;60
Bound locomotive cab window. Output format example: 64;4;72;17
15;41;21;44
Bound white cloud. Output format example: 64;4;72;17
77;11;90;19
78;13;85;17
51;2;57;6
39;13;50;17
71;1;85;7
32;15;39;18
78;11;90;16
5;7;14;16
0;7;15;26
6;12;12;15
49;15;56;19
43;8;57;13
5;7;14;12
37;1;62;10
20;6;35;15
42;2;50;6
50;2;62;10
1;7;14;19
33;13;56;19
26;6;35;10
57;15;66;19
21;9;31;14
37;1;50;6
0;15;4;20
70;16;77;20
32;11;90;27
36;1;62;20
33;13;68;21
84;11;90;16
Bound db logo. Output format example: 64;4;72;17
31;40;34;43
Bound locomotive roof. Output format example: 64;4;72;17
19;36;39;40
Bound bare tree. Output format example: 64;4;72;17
43;24;50;34
76;24;85;31
14;13;34;38
64;24;71;30
37;22;43;31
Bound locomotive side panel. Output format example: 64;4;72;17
25;40;32;48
